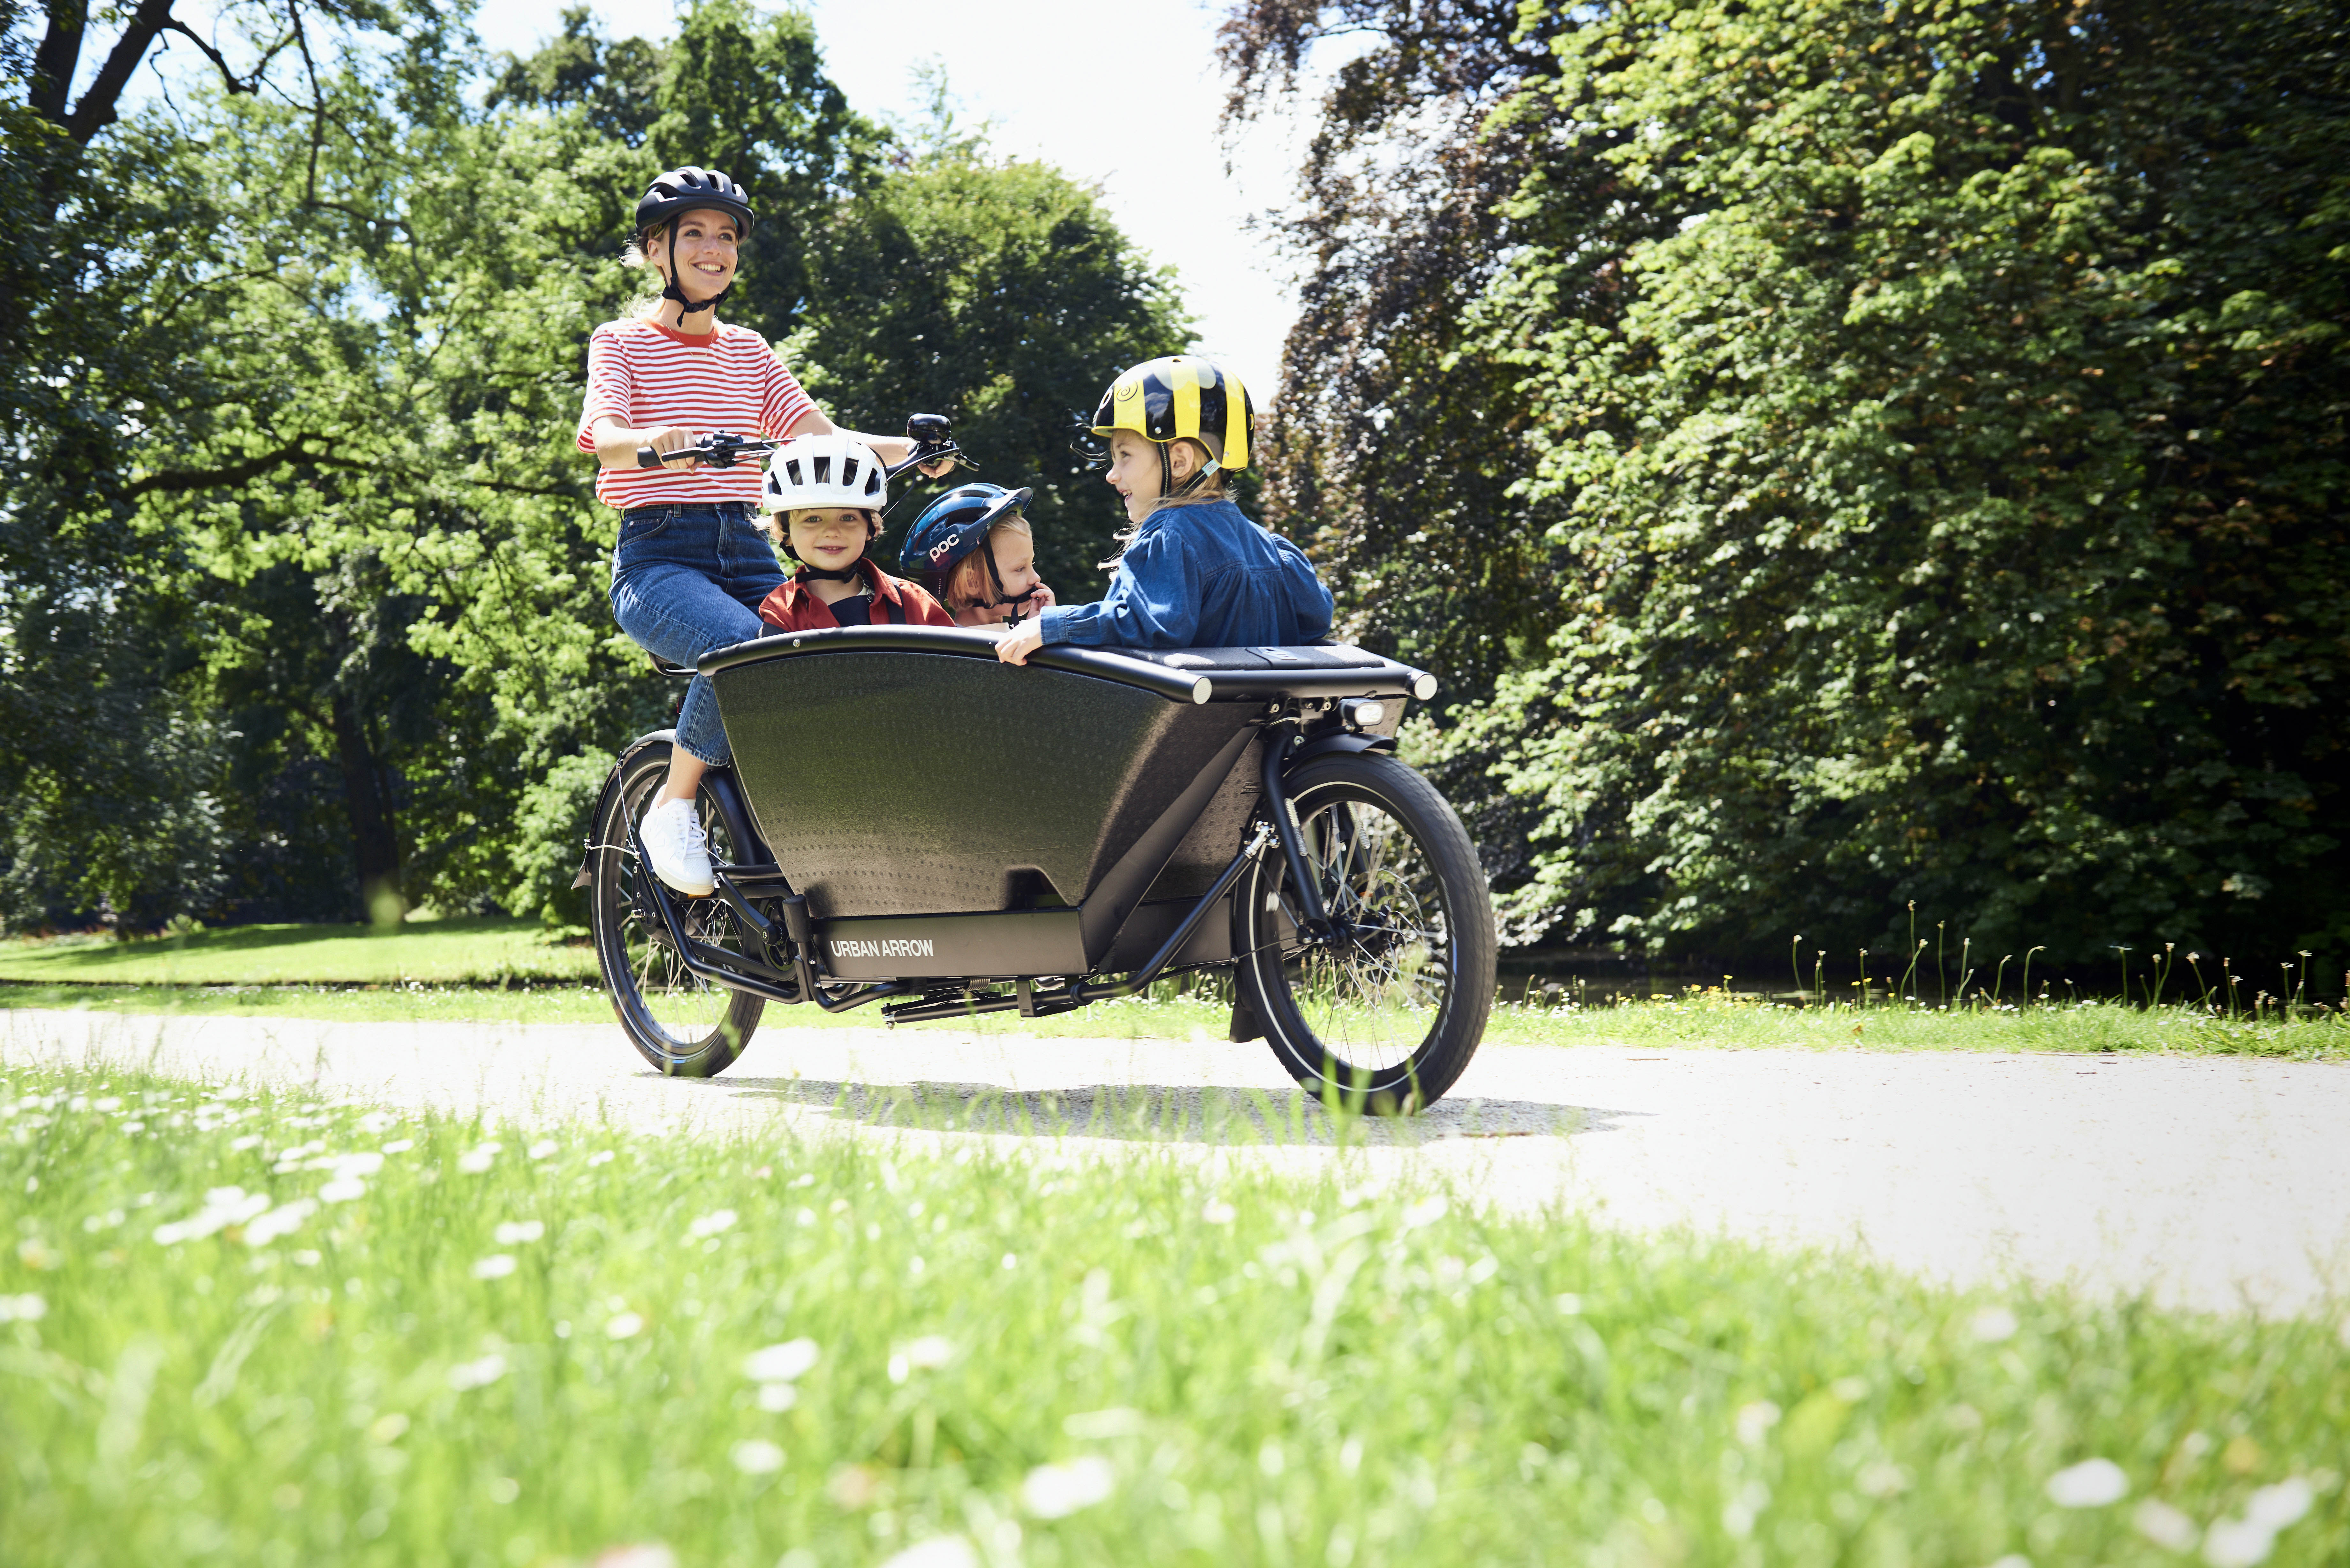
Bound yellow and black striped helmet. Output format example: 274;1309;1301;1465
1089;356;1253;472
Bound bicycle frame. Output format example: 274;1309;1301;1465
601;629;1421;1029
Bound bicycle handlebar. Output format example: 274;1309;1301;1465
634;414;967;480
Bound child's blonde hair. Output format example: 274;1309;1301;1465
1102;433;1228;568
940;516;1035;611
1152;433;1229;509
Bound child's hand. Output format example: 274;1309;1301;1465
916;455;958;479
992;583;1053;623
995;620;1046;666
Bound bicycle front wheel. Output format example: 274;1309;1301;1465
1232;751;1496;1113
587;741;764;1077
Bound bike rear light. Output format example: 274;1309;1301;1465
1341;699;1387;733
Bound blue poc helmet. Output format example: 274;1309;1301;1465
900;482;1037;616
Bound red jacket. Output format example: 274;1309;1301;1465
757;559;956;631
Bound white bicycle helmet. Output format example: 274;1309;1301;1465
761;434;889;514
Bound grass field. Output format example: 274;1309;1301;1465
5;918;2346;1058
3;1062;2344;1568
4;976;2344;1059
0;919;596;988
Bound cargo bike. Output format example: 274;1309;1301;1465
576;426;1497;1113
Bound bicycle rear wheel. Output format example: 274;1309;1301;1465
1232;751;1495;1113
588;741;764;1076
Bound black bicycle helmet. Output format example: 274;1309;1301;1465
901;484;1040;621
900;484;1032;577
634;167;756;326
635;166;756;238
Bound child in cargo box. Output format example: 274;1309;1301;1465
752;433;957;633
992;355;1331;665
898;482;1057;628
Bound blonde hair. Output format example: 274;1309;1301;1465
1151;435;1229;509
621;232;668;322
940;517;1035;610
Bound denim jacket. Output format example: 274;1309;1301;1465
1038;500;1334;651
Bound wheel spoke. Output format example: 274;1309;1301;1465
1269;788;1456;1077
596;775;747;1058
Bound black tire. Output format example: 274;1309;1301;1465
1232;751;1496;1113
588;739;765;1076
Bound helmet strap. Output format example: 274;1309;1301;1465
658;216;731;328
1159;441;1219;502
974;536;1035;625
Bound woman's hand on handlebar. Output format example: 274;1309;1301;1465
640;426;703;469
994;618;1046;666
592;416;700;470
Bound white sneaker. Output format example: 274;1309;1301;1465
638;796;715;896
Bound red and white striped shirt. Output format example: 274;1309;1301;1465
575;318;817;510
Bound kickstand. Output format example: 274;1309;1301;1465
1228;983;1265;1043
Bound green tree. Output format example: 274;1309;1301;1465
1492;0;2350;967
1219;3;1585;702
789;89;1193;592
1231;0;2350;970
0;0;1201;935
460;16;1191;916
0;0;424;927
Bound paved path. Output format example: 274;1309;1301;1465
8;1008;2347;1318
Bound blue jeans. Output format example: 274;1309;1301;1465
609;502;786;765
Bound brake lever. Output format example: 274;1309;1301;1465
882;442;965;482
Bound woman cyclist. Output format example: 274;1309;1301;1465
579;167;950;895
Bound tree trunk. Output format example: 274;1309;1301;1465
29;0;90;124
328;690;403;925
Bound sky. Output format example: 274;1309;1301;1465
459;0;1351;403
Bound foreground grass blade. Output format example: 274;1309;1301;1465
3;1065;2345;1566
